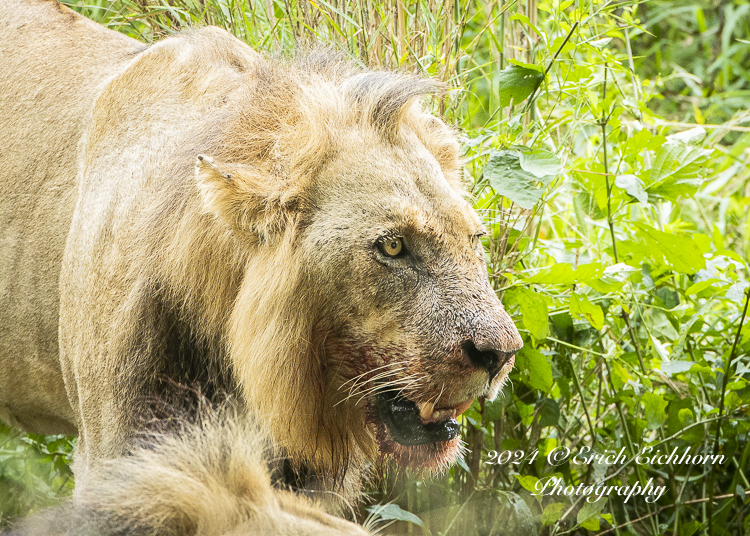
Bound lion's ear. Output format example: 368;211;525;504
411;115;463;193
195;154;290;240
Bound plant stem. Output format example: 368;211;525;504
708;286;750;535
524;21;579;113
601;63;619;264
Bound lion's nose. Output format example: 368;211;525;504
462;340;517;378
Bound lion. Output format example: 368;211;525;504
0;0;522;518
6;402;370;536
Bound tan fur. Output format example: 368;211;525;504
7;404;369;536
0;0;522;516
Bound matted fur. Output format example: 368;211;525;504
0;0;522;516
6;403;369;536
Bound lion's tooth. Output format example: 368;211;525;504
419;402;434;421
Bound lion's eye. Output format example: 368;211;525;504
380;237;404;257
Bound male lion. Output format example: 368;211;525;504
0;0;522;516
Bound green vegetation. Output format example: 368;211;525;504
3;1;749;534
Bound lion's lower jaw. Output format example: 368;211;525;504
378;433;463;474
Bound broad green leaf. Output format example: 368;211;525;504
642;392;668;430
666;398;694;436
588;37;612;48
516;346;553;393
680;520;703;536
514;474;541;494
633;223;707;274
685;279;722;295
615;174;648;204
661;360;695;375
542;502;565;526
525;263;575;284
496;64;544;108
455;455;471;473
670;302;710;360
505;287;549;340
581;516;601;531
610;361;629;390
484;150;544;209
666;126;706;145
524;263;604;285
507;58;544;72
647;141;711;200
569;293;604;330
577;498;607;526
538;398;560;427
585;276;625;293
484;398;505;422
726;281;750;304
519;149;562;181
367;504;424;527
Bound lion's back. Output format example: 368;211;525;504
0;0;265;437
0;0;142;433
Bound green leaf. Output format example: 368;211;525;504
514;474;541;494
506;287;549;340
484;398;505;422
726;281;750;304
666;398;694;436
680;520;702;536
610;361;630;390
647;141;711;200
507;58;544;72
542;502;565;526
577;498;607;526
580;516;601;531
496;64;544;108
661;360;695;375
455;455;470;473
666;126;706;145
685;279;722;295
519;148;562;182
615;174;648;204
633;223;707;274
516;346;553;393
642;392;668;430
484;150;544;209
524;262;604;285
538;398;560;427
367;504;424;527
569;293;604;330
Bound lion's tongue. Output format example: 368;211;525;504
454;398;474;416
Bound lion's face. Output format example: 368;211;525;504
196;67;523;476
300;129;523;471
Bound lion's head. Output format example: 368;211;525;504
187;52;522;478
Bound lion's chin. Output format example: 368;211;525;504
376;431;463;473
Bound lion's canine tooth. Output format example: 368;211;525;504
419;402;435;421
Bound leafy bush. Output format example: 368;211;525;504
2;1;748;534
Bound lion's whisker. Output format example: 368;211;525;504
347;375;422;407
338;361;411;387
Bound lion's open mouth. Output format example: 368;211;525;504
374;391;473;446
